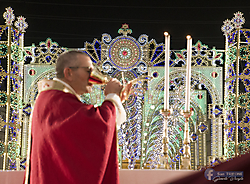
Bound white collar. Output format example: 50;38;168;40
53;78;81;100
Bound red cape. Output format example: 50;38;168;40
28;90;119;184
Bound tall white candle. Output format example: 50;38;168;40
164;32;170;110
185;35;192;112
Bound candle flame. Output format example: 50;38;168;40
164;32;169;36
186;35;192;39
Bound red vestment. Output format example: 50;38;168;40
28;89;119;184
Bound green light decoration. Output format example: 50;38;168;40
0;91;7;106
10;92;20;110
239;46;250;60
226;46;236;64
11;44;20;63
0;141;5;156
0;43;8;57
7;139;19;160
225;92;236;110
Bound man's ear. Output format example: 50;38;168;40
63;67;73;81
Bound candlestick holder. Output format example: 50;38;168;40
180;109;193;170
159;108;172;169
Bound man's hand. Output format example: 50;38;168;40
120;81;133;102
104;78;123;96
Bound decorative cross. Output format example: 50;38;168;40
3;7;15;26
15;16;28;33
118;23;132;36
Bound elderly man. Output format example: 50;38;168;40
25;50;131;184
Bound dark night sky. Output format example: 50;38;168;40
0;0;250;50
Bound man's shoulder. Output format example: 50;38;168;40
37;90;79;104
39;89;68;97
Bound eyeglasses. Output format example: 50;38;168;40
69;66;93;74
69;66;91;69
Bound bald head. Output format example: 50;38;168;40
56;50;90;78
